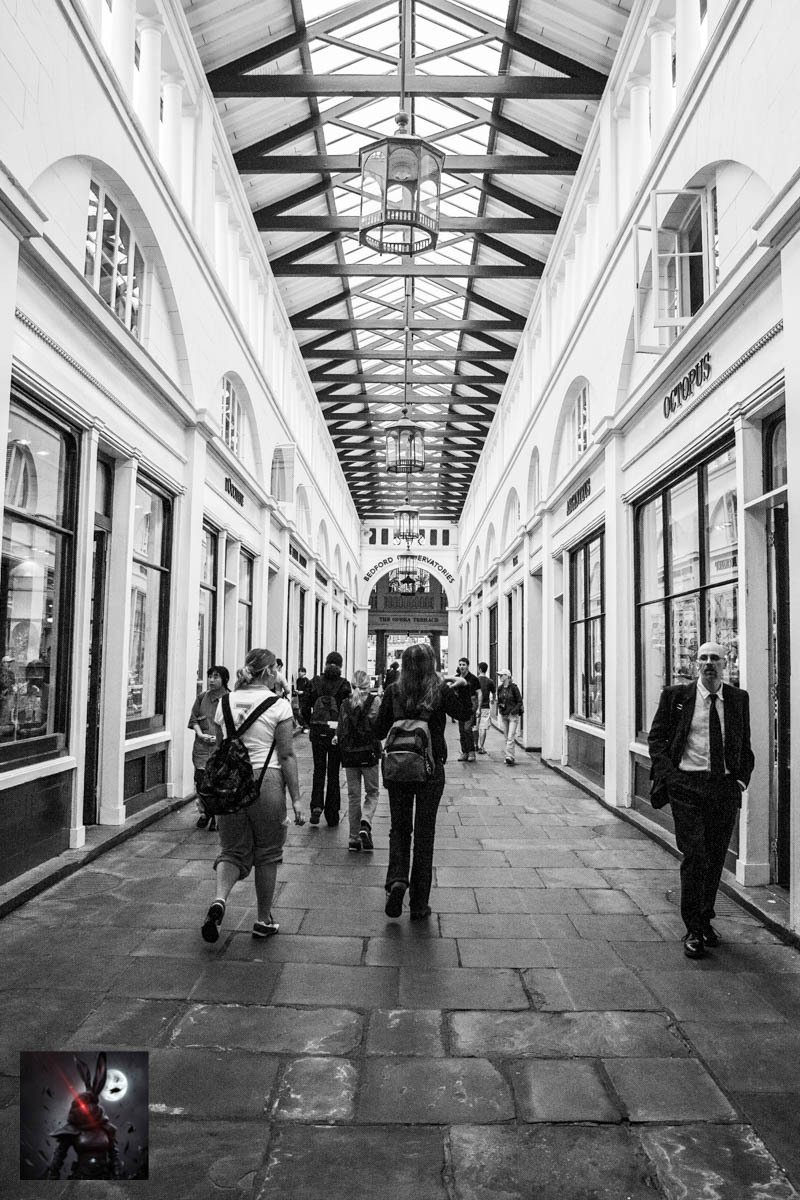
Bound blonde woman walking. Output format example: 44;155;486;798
200;647;303;943
336;669;381;851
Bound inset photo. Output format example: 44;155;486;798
19;1050;149;1180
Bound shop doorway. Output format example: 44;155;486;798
83;459;113;825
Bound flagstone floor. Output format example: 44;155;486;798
1;724;799;1198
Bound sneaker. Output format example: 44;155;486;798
457;753;469;762
384;882;406;918
476;748;488;755
467;753;476;762
505;759;516;766
309;808;322;826
348;837;361;852
252;918;279;938
359;824;374;852
201;900;225;943
410;906;432;921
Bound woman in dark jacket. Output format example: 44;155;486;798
307;651;352;826
374;642;471;921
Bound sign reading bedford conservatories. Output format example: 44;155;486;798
363;555;455;586
663;352;711;420
224;477;244;506
566;479;591;515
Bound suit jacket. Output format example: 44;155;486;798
647;681;754;808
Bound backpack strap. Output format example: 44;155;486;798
231;694;281;738
254;737;279;792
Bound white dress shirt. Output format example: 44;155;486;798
679;681;726;773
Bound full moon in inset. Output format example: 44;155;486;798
102;1069;128;1102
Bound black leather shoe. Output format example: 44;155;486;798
702;923;721;948
683;930;706;959
385;882;406;918
309;809;321;826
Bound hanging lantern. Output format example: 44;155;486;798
359;111;444;256
393;499;423;546
385;410;425;473
398;553;418;578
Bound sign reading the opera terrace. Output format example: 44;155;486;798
663;352;712;420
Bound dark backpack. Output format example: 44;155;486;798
338;695;378;767
197;693;280;816
381;693;435;785
310;678;344;728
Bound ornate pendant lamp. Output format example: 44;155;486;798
358;0;444;256
393;487;424;547
385;405;425;473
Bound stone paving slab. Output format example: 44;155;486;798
525;967;663;1011
365;1009;446;1056
568;913;666;941
269;962;400;1009
357;1058;514;1123
399;967;529;1010
456;937;553;968
507;1059;622;1122
738;1093;800;1191
272;1056;357;1120
65;997;183;1049
639;1124;800;1199
604;1056;738;1122
150;1047;279;1119
448;1124;660;1200
254;1126;448;1200
640;969;788;1022
221;932;364;965
450;1010;689;1057
680;1022;800;1092
168;1004;363;1054
364;936;460;968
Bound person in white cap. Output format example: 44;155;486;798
496;667;523;765
648;641;754;960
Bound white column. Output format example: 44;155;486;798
598;99;617;250
263;282;275;377
602;430;631;808
81;0;104;31
160;74;184;193
213;188;229;285
256;287;266;363
563;252;576;338
675;0;702;96
628;78;651;194
573;228;587;308
649;23;675;145
228;223;241;297
181;107;196;214
706;0;727;35
135;20;163;146
193;95;215;241
109;0;136;96
69;426;100;847
238;254;250;323
615;110;631;220
585;200;600;279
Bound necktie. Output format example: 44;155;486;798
708;693;725;777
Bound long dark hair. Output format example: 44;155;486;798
396;643;441;715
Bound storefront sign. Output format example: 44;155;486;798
662;352;712;420
363;554;455;586
566;479;591;515
224;477;244;506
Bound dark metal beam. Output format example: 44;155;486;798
238;153;578;175
255;213;560;234
211;75;609;100
272;263;540;278
294;318;524;331
305;349;514;361
311;372;508;385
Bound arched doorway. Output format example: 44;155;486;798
367;568;450;678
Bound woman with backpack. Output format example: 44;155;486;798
374;642;472;921
188;664;230;831
336;669;381;852
307;651;352;826
199;647;303;944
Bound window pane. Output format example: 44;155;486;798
115;216;131;323
5;409;68;524
85;181;100;283
130;245;144;339
572;550;585;620
571;621;585;717
638;496;664;602
667;475;700;593
640;602;666;728
99;193;118;307
706;583;739;685
587;618;604;722
671;593;699;684
127;562;163;719
587;539;602;616
705;448;737;582
0;519;62;742
239;551;253;598
133;486;164;563
201;528;216;587
197;586;214;688
769;419;787;489
237;599;251;664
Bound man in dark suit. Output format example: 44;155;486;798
648;642;754;960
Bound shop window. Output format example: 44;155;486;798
84;181;145;338
237;550;254;664
0;399;77;764
127;481;171;734
198;524;218;689
221;377;243;456
635;444;738;735
367;528;377;544
380;528;389;545
766;416;787;490
570;531;605;724
442;530;450;546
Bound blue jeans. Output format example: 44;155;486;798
385;765;445;912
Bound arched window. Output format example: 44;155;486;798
84;180;145;338
570;385;589;458
221;377;243;455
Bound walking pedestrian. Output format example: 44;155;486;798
199;648;303;943
475;661;496;754
647;641;754;959
337;669;381;852
295;666;310;730
455;657;480;762
188;665;230;831
374;642;472;921
496;667;523;765
307;651;352;826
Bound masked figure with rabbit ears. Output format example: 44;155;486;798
45;1052;121;1179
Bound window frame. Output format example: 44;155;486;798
84;179;146;338
126;478;172;737
197;523;218;691
220;377;243;456
650;187;716;329
236;549;254;664
569;530;605;726
0;392;79;768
